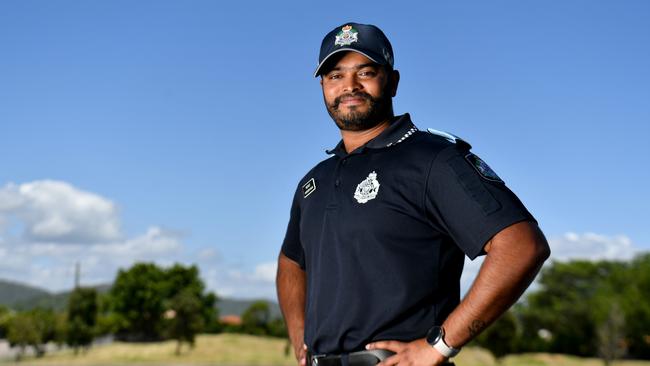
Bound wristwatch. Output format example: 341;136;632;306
426;326;461;358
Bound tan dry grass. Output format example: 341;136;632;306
6;334;650;366
7;334;295;366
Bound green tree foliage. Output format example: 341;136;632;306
95;292;121;336
241;301;271;335
108;262;217;341
110;263;167;341
0;305;11;338
622;254;650;358
163;264;218;331
267;317;288;338
512;255;650;360
6;309;59;359
520;260;612;356
166;288;205;355
66;287;98;353
474;310;519;359
598;302;627;366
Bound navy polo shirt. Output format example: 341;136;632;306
281;113;535;355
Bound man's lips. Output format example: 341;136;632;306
339;96;366;106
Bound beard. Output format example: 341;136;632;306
325;89;394;131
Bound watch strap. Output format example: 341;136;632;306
433;337;461;358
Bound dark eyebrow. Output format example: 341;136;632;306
329;63;379;73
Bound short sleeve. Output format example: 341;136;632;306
281;184;306;269
425;145;536;259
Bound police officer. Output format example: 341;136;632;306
276;22;550;366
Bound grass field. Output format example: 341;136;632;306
3;334;650;366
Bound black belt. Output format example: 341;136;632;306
308;349;455;366
309;349;394;366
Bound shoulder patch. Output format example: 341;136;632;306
302;178;316;198
465;153;503;183
427;128;472;149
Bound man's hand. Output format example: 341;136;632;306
366;338;448;366
294;343;307;366
277;253;307;366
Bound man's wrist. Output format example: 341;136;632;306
426;326;461;358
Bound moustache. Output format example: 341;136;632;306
332;92;373;109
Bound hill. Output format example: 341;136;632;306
0;278;280;317
216;297;282;318
0;279;51;308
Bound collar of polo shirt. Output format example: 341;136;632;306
326;113;419;158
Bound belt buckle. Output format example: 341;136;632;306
310;354;327;366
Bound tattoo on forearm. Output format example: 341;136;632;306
468;319;486;337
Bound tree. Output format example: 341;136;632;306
163;264;218;331
597;302;627;366
0;305;11;338
166;289;204;355
107;262;218;341
267;317;288;338
6;309;58;359
241;301;271;335
109;263;167;341
474;310;519;360
7;312;40;360
66;287;98;354
520;260;609;356
620;254;650;358
514;256;650;359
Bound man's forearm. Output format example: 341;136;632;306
443;221;550;348
276;253;307;357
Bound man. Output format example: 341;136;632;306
276;22;550;366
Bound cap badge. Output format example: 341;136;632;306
354;171;380;204
335;25;359;47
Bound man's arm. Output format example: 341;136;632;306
277;252;307;366
368;221;551;366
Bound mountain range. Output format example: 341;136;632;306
0;279;281;317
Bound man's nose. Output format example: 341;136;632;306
342;75;362;93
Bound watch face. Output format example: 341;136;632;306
426;326;443;345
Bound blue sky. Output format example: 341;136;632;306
1;1;649;299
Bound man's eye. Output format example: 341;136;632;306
328;74;342;80
359;70;376;77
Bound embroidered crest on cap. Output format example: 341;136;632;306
465;153;503;183
335;25;359;47
354;171;380;203
302;178;316;198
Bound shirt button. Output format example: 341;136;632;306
335;179;340;187
341;159;347;165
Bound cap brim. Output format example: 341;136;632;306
313;48;384;77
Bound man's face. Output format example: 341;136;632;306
320;52;397;131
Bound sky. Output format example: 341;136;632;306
0;1;649;300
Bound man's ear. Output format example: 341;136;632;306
320;77;323;87
389;69;400;97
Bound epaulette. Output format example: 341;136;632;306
427;128;472;149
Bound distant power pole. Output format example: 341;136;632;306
74;261;80;289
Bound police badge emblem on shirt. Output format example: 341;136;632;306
465;153;503;183
354;171;380;203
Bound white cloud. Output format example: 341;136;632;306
0;226;184;291
548;232;639;262
0;179;280;299
0;180;186;291
201;261;278;300
0;180;120;243
5;179;642;301
253;262;277;282
460;232;644;295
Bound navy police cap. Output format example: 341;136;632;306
314;22;394;77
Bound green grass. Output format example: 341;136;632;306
5;334;650;366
